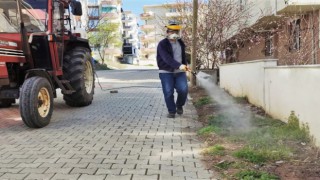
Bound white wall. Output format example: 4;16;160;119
265;65;320;145
220;61;320;145
220;59;277;108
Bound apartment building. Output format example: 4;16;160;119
122;11;139;64
140;3;181;62
100;0;123;61
225;0;320;65
75;0;122;61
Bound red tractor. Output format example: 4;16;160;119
0;0;95;128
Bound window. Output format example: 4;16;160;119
169;8;177;13
88;20;98;29
88;7;99;17
289;19;301;51
101;6;117;13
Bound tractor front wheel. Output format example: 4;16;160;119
63;47;95;107
20;77;53;128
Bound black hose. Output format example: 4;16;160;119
94;72;161;92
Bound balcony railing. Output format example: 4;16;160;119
277;0;320;14
140;25;155;31
165;12;181;17
140;35;156;42
140;12;155;20
140;48;156;54
123;26;133;31
100;0;118;6
101;12;119;19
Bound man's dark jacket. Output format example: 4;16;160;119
156;38;187;72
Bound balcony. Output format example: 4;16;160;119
165;12;181;17
140;12;155;20
140;48;156;54
140;35;156;42
101;12;119;19
122;16;133;22
100;0;119;6
123;25;133;31
140;25;155;32
277;0;320;14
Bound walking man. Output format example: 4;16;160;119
157;23;189;118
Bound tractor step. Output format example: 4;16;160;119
53;76;75;94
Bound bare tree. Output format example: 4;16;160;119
171;0;253;69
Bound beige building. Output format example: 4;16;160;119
122;11;140;64
225;0;320;65
140;3;181;62
100;0;123;61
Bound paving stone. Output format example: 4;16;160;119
95;168;121;175
0;173;28;179
121;168;146;175
173;171;198;178
0;168;23;173
86;163;111;169
45;167;72;174
63;163;89;168
51;174;81;180
111;163;135;169
70;168;98;175
105;174;132;180
20;167;48;174
24;173;54;180
159;174;185;180
78;174;106;180
132;174;158;180
39;163;65;168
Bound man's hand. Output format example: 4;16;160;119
179;64;190;72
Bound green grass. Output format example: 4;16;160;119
214;160;234;170
195;93;312;179
205;145;226;156
194;96;211;107
235;170;280;180
234;96;248;103
205;111;311;164
233;148;268;164
197;126;219;136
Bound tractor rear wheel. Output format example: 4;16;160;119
20;77;53;128
0;99;15;108
63;47;95;107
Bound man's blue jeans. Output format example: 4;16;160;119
159;72;188;114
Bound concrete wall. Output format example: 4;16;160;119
220;60;320;145
220;59;277;107
264;65;320;145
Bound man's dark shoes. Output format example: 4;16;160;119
177;107;183;115
167;113;175;118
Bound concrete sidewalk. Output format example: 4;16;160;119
0;69;215;180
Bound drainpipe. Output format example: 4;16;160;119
311;12;316;64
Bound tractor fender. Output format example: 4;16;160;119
24;69;57;98
66;36;91;52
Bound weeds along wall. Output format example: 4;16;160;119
219;60;320;145
264;65;320;145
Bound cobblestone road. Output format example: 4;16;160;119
0;69;214;180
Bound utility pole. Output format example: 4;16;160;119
190;0;198;86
